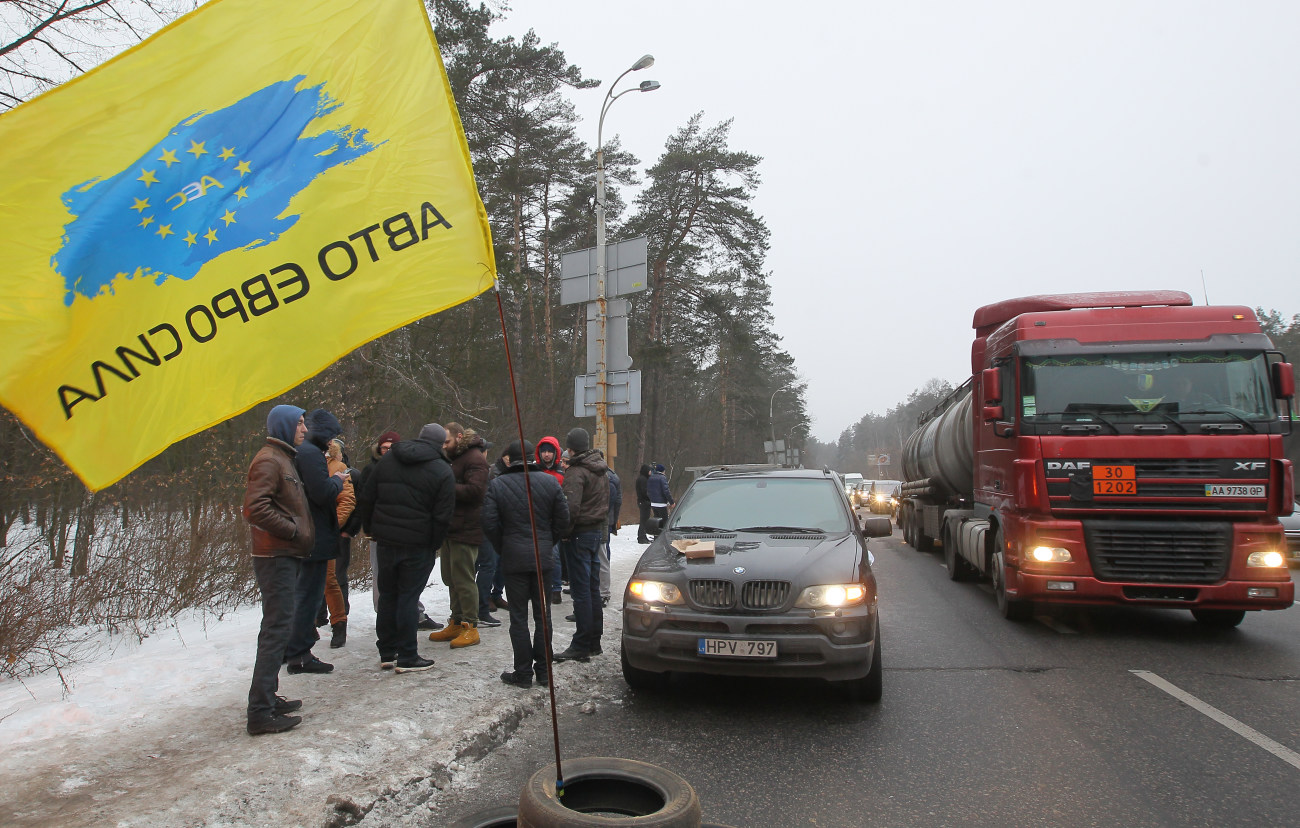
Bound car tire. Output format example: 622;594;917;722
447;805;519;828
621;647;664;691
516;756;701;827
992;530;1032;621
839;622;883;703
1191;609;1246;628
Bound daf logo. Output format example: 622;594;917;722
1046;461;1091;471
1234;461;1267;471
733;566;746;575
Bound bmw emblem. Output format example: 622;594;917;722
733;566;746;574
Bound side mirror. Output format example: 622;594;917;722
1273;362;1295;399
982;367;1002;404
983;404;1004;423
860;516;893;537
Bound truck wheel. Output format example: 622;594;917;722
943;528;969;581
916;527;935;553
1191;609;1246;628
992;534;1032;621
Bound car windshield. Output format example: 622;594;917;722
1020;351;1276;423
671;477;850;534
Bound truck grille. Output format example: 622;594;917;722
740;580;790;609
690;580;735;608
1083;519;1230;584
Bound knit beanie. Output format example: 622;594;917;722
654;463;665;473
377;430;401;447
566;427;590;452
418;423;447;446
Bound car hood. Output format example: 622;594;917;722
632;531;862;585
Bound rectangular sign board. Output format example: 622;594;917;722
574;370;642;417
587;298;631;372
560;236;649;305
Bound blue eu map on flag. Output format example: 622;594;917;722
53;77;380;305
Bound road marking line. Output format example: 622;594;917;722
1130;670;1300;771
1035;615;1077;634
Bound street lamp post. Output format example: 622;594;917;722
594;55;659;461
769;385;789;465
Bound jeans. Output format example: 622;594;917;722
637;502;652;541
374;543;437;660
561;529;603;653
373;538;425;620
248;556;300;719
599;528;612;600
285;558;329;662
504;569;553;677
476;538;500;617
548;544;562;595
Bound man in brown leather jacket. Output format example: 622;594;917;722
242;404;314;735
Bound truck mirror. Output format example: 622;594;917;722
1273;362;1295;399
983;404;1004;423
982;368;1002;403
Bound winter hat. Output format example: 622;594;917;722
305;409;342;444
377;430;401;447
566;427;590;452
418;423;447;446
639;463;651;475
267;404;305;445
506;439;534;465
654;463;665;473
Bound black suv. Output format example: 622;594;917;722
620;467;893;701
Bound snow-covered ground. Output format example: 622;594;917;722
0;534;645;827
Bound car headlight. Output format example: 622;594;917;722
1246;550;1286;568
794;583;868;608
627;579;684;604
1029;546;1073;563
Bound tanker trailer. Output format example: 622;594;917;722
899;290;1295;625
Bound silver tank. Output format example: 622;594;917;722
902;386;974;501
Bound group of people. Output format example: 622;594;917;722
240;403;669;736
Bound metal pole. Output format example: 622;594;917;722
769;385;787;465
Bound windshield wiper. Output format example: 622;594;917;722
671;524;731;533
1063;406;1121;434
1192;408;1258;433
734;525;826;534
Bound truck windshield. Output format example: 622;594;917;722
1020;351;1275;423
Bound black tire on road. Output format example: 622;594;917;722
516;756;702;828
448;804;519;828
621;648;665;691
992;530;1032;621
1191;609;1247;628
846;622;883;703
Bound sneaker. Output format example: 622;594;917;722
553;647;589;663
379;654;397;670
549;591;562;605
478;613;502;628
602;596;610;608
500;670;532;688
273;695;302;714
492;595;510;611
247;713;301;735
286;655;334;674
417;615;444;631
394;656;436;673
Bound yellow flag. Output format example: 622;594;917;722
0;0;495;491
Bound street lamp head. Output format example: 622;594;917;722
631;54;655;71
638;80;661;92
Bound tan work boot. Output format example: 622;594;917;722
428;619;460;642
449;621;480;649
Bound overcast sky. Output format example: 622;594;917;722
493;1;1300;442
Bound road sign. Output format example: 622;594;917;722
587;298;631;372
559;236;649;305
877;454;890;465
574;370;642;417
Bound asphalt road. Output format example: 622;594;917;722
424;522;1300;828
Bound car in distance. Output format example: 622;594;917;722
867;480;902;515
620;467;894;701
1282;498;1300;567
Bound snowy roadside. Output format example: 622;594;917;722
0;533;645;827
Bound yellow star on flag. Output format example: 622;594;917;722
234;186;249;201
137;169;158;188
234;160;252;176
220;210;237;226
186;140;208;158
155;224;174;239
158;148;180;167
218;147;236;161
204;227;218;244
131;197;150;212
183;231;198;247
140;215;155;228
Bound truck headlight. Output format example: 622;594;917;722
627;580;684;604
1246;550;1285;568
795;583;867;608
1030;546;1073;563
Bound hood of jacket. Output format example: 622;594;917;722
305;409;342;449
267;404;305;445
392;436;444;465
535;435;561;470
447;430;487;460
568;448;608;475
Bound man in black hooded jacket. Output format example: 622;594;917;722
285;408;348;674
359;423;455;673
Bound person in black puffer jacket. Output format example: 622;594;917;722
358;423;455;673
481;440;571;687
